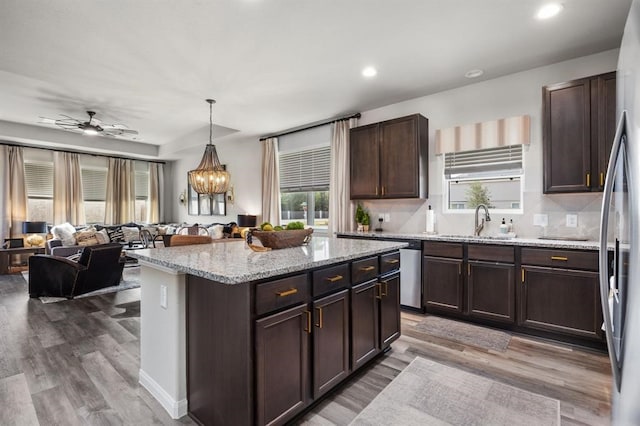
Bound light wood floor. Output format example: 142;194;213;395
0;273;611;425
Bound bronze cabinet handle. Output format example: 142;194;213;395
276;288;298;297
315;307;323;328
305;310;311;334
521;268;525;283
360;265;375;272
325;275;343;282
468;264;471;276
385;259;399;264
550;256;568;261
376;283;383;299
383;281;388;296
586;173;591;188
600;172;605;187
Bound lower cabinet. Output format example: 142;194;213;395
520;266;602;339
312;289;350;399
423;256;464;314
467;261;515;324
255;304;310;426
379;272;401;347
351;280;379;370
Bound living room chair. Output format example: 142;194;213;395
28;243;125;299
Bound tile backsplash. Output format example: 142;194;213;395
359;191;603;240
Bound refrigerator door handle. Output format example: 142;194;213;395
599;109;627;390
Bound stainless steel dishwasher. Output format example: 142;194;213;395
398;239;423;310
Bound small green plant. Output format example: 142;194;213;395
355;203;365;224
361;213;370;226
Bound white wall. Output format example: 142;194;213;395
169;137;262;224
355;49;619;239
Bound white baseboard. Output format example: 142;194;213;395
139;369;188;419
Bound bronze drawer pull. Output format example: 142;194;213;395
325;275;343;282
600;172;605;187
522;269;525;283
360;265;376;272
385;259;399;264
316;307;323;328
550;256;568;261
305;310;311;334
276;288;298;297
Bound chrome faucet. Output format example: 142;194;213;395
474;204;491;236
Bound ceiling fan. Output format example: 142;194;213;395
39;111;139;137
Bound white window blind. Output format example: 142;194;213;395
24;162;53;198
279;146;331;193
444;145;523;179
81;168;107;202
135;171;149;200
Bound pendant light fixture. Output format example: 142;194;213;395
188;99;230;194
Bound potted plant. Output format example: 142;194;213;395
362;212;370;232
355;203;365;231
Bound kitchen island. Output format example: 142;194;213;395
127;236;406;425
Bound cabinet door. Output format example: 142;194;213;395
379;116;419;198
467;261;515;324
379;273;401;348
543;78;592;193
256;304;310;426
520;266;603;340
350;124;380;199
351;280;379;370
312;290;350;399
596;72;617;190
423;256;464;314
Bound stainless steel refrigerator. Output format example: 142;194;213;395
600;0;640;423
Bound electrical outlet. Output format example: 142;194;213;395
160;285;168;309
566;214;578;228
384;213;391;222
533;214;548;227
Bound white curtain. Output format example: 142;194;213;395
261;137;281;225
53;152;85;225
105;158;136;224
0;145;27;243
329;118;358;234
148;162;164;223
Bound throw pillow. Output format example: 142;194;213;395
122;226;141;242
95;229;110;244
106;227;125;242
207;224;224;240
74;229;99;247
51;222;78;246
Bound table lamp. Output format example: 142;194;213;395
237;214;257;228
22;221;48;247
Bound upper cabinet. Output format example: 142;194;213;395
350;114;429;199
543;71;616;193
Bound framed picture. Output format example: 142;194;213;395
187;177;227;216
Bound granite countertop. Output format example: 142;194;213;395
337;231;600;251
127;236;407;284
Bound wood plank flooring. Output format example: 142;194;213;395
0;273;611;425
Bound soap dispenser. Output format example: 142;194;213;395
499;218;508;234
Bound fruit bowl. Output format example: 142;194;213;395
248;228;313;250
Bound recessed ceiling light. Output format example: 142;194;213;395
536;3;563;20
362;66;377;78
464;69;484;79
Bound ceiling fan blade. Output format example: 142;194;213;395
104;128;139;136
39;117;58;124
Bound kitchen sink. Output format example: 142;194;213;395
437;234;514;240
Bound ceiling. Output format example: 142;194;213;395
0;0;632;160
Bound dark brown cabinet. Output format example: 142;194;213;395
256;304;310;426
379;272;401;347
543;71;616;193
467;245;515;324
350;114;429;199
312;289;350;399
351;280;379;370
520;248;603;340
423;242;464;314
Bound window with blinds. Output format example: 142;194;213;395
444;145;524;212
135;171;149;200
24;162;53;199
81;168;107;201
279;146;330;193
444;145;523;179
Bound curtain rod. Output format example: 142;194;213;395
259;112;361;141
0;141;166;164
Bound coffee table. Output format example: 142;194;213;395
0;246;45;274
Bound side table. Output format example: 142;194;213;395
0;246;45;274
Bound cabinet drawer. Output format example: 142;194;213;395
256;274;310;316
423;241;463;258
380;251;400;274
468;244;514;263
521;248;598;271
352;257;379;284
313;263;350;297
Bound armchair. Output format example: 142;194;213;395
28;243;125;299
